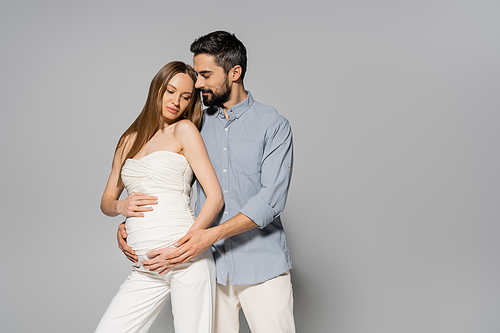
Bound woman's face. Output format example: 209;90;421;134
161;72;194;124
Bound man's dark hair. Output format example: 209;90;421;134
190;31;247;81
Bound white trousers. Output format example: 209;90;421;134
214;271;296;333
95;249;216;333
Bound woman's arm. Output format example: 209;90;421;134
142;120;223;272
100;136;158;218
175;119;224;231
100;146;126;216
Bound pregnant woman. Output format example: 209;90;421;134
95;61;223;333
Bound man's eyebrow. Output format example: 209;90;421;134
197;70;213;75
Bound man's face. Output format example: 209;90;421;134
193;54;231;107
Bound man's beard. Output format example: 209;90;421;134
201;78;231;107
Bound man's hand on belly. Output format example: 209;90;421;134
142;247;178;274
165;228;219;266
117;222;138;263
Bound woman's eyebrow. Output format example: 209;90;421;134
167;83;192;95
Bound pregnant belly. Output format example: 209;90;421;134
125;193;195;256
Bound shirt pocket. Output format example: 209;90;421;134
230;141;263;176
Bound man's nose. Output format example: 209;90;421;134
195;77;203;89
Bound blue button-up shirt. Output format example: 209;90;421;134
194;92;293;285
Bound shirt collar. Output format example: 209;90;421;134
216;90;254;120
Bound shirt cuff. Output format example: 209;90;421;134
239;196;275;229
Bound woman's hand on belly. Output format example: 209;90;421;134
117;192;158;217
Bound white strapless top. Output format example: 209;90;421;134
122;151;196;260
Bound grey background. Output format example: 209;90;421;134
1;0;499;332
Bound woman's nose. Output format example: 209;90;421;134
173;94;180;106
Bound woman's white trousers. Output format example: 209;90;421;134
95;250;215;333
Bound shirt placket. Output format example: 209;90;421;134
217;109;235;280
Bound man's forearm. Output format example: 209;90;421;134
166;213;259;266
212;212;258;243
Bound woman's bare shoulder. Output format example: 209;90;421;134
116;131;137;157
123;131;137;143
174;119;197;129
172;120;201;146
173;119;198;135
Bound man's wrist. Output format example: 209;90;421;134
208;226;223;245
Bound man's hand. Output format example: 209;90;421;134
142;247;178;275
165;228;220;266
117;222;138;263
117;192;157;217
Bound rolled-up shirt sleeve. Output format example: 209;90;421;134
240;119;293;228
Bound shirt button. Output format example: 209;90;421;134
223;169;227;173
224;190;228;193
226;252;230;255
236;114;239;117
224;211;228;215
224;128;228;131
223;147;227;151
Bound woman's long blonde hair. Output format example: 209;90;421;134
115;61;202;186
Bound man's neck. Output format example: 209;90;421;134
221;85;247;119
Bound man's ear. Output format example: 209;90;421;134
230;65;242;82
